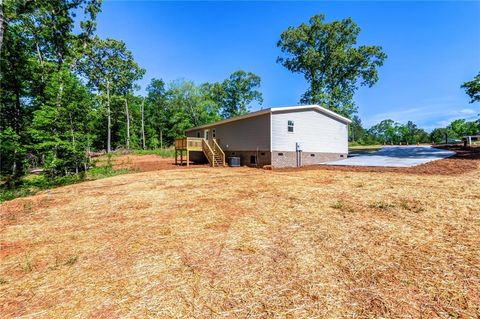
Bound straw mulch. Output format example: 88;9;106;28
1;157;479;318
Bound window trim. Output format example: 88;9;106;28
287;120;294;133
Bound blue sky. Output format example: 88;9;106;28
95;1;480;130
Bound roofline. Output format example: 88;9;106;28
271;105;352;124
185;104;351;132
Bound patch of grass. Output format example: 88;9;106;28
23;202;33;213
0;166;130;203
399;199;425;213
0;187;34;203
331;200;355;213
23;254;33;273
331;200;345;210
86;165;129;179
64;256;78;266
131;148;175;158
369;200;395;210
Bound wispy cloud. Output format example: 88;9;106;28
364;98;479;131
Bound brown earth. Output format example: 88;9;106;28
279;145;480;175
97;154;209;172
0;148;479;318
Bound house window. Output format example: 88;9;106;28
278;153;284;156
260;152;265;156
212;129;216;138
287;120;294;132
310;154;315;157
196;132;200;138
250;155;257;165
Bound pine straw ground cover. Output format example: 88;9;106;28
0;159;479;318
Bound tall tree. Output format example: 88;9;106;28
461;72;480;103
0;0;101;177
397;121;429;145
447;119;478;138
166;80;221;138
29;70;97;176
368;119;399;144
430;128;451;144
0;0;4;55
349;115;365;143
145;78;168;148
140;97;145;149
277;14;387;117
216;70;263;119
80;37;144;152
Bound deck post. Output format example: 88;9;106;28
180;151;183;166
186;150;189;167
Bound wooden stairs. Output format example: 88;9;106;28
175;137;225;167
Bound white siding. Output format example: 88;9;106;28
271;109;348;153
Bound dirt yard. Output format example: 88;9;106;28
95;154;209;172
1;152;479;318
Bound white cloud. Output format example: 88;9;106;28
460;108;477;115
363;99;479;132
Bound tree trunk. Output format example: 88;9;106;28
125;95;130;149
69;113;78;174
0;1;4;56
14;86;21;134
107;80;111;153
160;130;163;149
56;76;64;109
141;97;145;149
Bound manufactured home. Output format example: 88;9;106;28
174;105;351;168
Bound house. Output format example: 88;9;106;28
174;104;352;168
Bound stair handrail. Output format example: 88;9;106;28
212;139;225;166
202;139;215;167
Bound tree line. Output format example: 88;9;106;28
0;1;263;179
0;2;479;182
350;117;479;146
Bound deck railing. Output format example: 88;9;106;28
175;137;225;167
211;139;226;166
175;137;203;151
202;139;215;166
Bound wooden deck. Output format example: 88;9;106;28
175;137;225;167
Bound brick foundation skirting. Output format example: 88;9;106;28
271;151;346;168
224;151;271;167
191;150;346;168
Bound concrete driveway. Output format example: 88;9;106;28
325;145;456;167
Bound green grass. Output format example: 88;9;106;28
130;148;175;158
0;166;130;203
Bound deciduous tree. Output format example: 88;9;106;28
80;37;144;152
216;70;263;119
277;14;387;117
461;72;480;103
